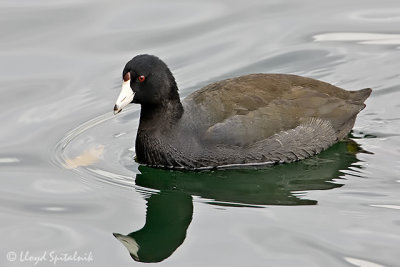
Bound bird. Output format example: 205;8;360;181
113;54;371;170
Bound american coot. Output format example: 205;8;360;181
113;54;371;170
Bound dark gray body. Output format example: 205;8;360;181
134;74;371;169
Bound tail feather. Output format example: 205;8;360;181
349;88;372;103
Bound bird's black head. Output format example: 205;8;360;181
114;54;179;114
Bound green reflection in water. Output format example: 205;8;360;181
114;191;192;263
114;140;363;263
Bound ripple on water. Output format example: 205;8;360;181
52;107;140;189
370;205;400;210
32;179;91;194
1;222;86;253
79;2;227;54
0;2;95;49
313;32;400;48
350;9;400;22
345;257;386;267
0;157;20;163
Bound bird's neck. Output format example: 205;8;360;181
136;99;183;166
138;99;184;132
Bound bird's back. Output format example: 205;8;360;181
183;74;371;145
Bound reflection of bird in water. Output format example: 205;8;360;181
113;233;140;261
113;139;368;263
113;191;193;263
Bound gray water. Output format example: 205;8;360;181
1;0;400;266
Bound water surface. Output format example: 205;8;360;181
1;0;400;266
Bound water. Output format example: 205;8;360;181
1;0;400;266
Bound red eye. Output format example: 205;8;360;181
138;75;146;83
